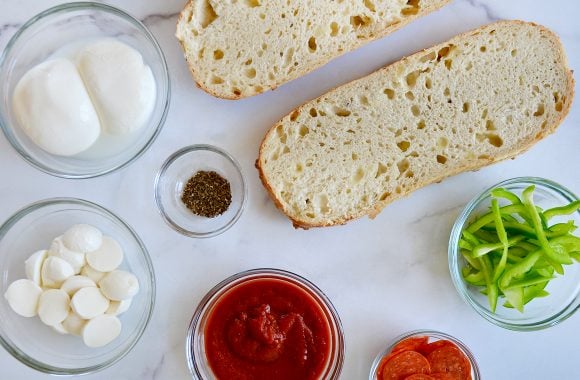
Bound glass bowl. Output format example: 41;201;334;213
154;145;246;238
449;177;580;331
0;2;170;178
369;330;480;380
186;268;345;379
0;198;155;374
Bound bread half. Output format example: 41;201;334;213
176;0;450;99
256;21;575;229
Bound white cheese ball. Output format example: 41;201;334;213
49;236;85;274
82;315;121;348
63;224;103;253
41;256;75;288
62;311;86;336
4;279;43;317
99;270;139;301
38;289;70;326
106;298;132;316
24;250;47;286
12;58;101;156
60;275;96;297
80;265;107;283
86;236;123;272
71;287;109;319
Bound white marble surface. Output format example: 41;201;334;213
1;0;579;379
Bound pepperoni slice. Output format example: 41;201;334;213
405;374;435;380
426;346;472;380
430;373;461;380
380;351;431;380
392;336;430;355
417;340;456;356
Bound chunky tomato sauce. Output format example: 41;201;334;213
204;278;332;380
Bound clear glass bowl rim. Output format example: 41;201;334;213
448;176;579;331
154;144;247;239
0;1;171;179
185;268;345;379
0;197;156;375
368;329;481;380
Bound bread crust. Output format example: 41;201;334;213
256;20;575;229
176;0;451;100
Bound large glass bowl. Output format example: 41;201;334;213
449;177;580;331
0;198;155;374
0;2;170;178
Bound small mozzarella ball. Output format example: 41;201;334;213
106;298;132;316
38;289;70;326
99;270;139;301
71;287;109;319
52;323;68;335
62;311;86;336
41;256;75;288
82;314;121;348
86;236;123;272
80;265;107;283
60;275;96;296
4;279;43;317
24;250;47;286
63;224;102;253
49;236;85;274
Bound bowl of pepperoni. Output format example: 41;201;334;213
369;330;480;380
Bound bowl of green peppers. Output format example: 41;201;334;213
449;177;580;330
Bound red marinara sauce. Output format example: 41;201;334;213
204;278;332;380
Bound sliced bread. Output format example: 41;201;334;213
176;0;450;99
256;21;575;228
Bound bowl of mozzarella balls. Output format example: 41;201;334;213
0;2;170;178
0;198;155;375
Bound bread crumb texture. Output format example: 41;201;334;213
176;0;450;98
257;21;574;228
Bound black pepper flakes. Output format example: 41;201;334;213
181;171;232;218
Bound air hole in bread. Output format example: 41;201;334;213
330;22;339;36
437;45;453;61
406;171;414;178
379;192;391;201
299;125;310;137
244;0;261;7
290;110;300;121
555;101;563;112
486;120;496;130
406;70;420;87
437;137;448;148
318;195;330;214
396;159;410;176
443;87;450;97
384;88;395;99
411;105;420;117
308;37;317;52
295;163;303;173
233;88;241;96
350;15;371;28
353;167;365;183
420;51;437;63
480;46;487;52
306;212;315;219
478;154;491;160
283;146;290;154
405;91;415;101
210;75;224;84
197;0;218;28
333;106;351;117
358;95;370;106
462;102;470;113
401;0;420;16
511;49;517;57
375;163;388;178
352;153;358;160
309;108;318;117
444;59;453;70
259;13;266;19
465;62;473;71
397;141;411;152
363;0;376;12
245;67;257;79
213;50;224;60
436;155;447;164
425;78;432;89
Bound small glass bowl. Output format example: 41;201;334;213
154;145;246;238
0;2;170;178
449;177;580;331
0;198;155;375
369;330;481;380
186;268;345;379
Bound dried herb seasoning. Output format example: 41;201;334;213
181;171;232;218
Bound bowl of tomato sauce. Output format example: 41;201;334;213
186;268;344;379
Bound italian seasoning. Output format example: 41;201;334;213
181;171;232;218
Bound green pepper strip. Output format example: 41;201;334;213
504;275;556;290
479;255;498;312
459;239;473;250
464;271;485;286
499;250;542;289
466;204;531;233
547;222;577;238
491;199;509;280
461;230;481;246
461;251;482;270
503;287;524;312
522;186;566;273
491;188;522;204
471;236;525;258
544;200;580;220
550;235;580;252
